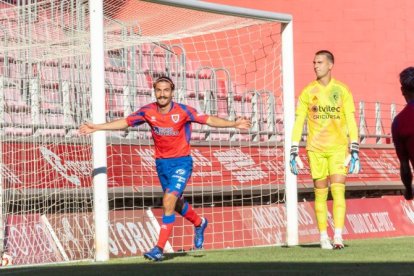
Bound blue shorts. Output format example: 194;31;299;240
155;156;193;197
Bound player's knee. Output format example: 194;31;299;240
314;187;329;200
330;183;345;200
163;189;180;214
314;187;329;212
175;197;186;214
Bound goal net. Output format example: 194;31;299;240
0;0;295;266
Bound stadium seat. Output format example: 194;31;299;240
137;72;152;93
151;53;166;75
138;52;150;72
41;88;63;112
35;113;66;137
186;59;202;78
5;112;33;136
106;92;125;116
186;77;196;98
217;98;229;117
4;87;29;111
112;71;127;90
217;79;227;99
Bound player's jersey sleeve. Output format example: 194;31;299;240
343;90;358;142
180;103;209;124
291;90;309;143
125;104;153;126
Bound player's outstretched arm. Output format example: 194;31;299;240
79;118;129;135
206;116;251;129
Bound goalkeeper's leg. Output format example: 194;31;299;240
308;151;332;249
328;151;348;249
331;182;346;249
314;186;332;249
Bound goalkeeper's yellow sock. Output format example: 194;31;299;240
331;183;346;230
314;187;329;232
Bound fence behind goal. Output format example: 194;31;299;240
0;0;296;265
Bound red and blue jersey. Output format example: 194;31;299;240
392;101;414;168
126;102;209;159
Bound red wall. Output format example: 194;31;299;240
207;0;414;105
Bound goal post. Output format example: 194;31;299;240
89;0;110;262
0;0;297;266
281;20;298;246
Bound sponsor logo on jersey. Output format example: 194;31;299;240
311;105;341;119
153;126;179;136
311;105;340;113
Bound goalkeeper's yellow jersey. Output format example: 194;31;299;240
292;78;358;152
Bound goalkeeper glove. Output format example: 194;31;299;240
290;145;304;175
345;142;361;174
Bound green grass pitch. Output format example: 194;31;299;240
2;237;414;275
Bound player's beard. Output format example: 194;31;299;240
156;96;171;108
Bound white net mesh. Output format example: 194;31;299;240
0;0;287;265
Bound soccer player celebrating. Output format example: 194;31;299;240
79;76;251;261
289;50;360;250
391;67;414;200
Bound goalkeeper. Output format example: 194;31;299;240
391;67;414;200
290;50;360;250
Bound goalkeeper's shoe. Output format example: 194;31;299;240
194;217;208;249
333;236;345;250
144;246;164;261
320;238;333;250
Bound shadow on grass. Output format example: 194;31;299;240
1;261;413;276
298;244;349;249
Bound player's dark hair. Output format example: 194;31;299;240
153;76;175;90
315;50;334;64
399;67;414;94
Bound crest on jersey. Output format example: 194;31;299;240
330;88;340;104
171;114;180;123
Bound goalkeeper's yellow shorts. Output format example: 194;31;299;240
307;150;348;180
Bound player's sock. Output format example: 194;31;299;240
331;183;346;230
334;228;342;238
314;187;329;232
156;214;175;250
180;201;202;227
319;231;333;249
333;228;345;249
320;230;329;241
